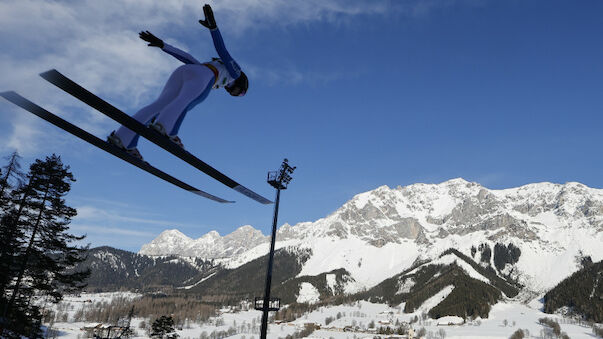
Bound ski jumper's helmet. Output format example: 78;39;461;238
226;71;248;97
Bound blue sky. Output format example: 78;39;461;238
1;0;602;252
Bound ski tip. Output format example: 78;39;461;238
39;69;61;79
232;185;273;204
0;91;18;100
191;189;235;203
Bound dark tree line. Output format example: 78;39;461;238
0;152;89;338
478;243;492;263
440;248;520;297
493;243;521;271
543;260;603;322
186;248;312;305
76;246;215;292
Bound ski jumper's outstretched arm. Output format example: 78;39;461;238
162;44;201;65
139;30;201;65
199;4;241;79
208;28;241;79
199;4;248;96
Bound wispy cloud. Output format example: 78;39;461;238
70;195;156;211
245;64;363;87
210;0;390;31
70;224;155;238
73;204;212;230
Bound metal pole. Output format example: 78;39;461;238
260;188;281;339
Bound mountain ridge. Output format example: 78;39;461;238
139;178;603;294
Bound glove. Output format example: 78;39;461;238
139;31;164;48
199;4;217;29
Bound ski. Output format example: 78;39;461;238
0;91;234;204
40;69;273;205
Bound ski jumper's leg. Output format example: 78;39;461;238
154;64;214;136
115;67;185;148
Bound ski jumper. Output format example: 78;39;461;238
115;27;242;149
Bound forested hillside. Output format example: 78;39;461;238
543;260;603;322
77;246;216;292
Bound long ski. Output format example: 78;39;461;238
0;91;234;203
40;69;273;205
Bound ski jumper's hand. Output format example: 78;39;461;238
139;31;164;48
199;4;217;30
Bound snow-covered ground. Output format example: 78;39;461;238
300;300;601;339
46;291;141;321
297;282;321;304
45;294;602;339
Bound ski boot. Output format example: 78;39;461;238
107;131;144;161
149;121;185;149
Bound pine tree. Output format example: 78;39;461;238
0;152;27;336
0;209;25;313
151;315;179;338
0;152;27;288
0;152;25;211
0;154;89;338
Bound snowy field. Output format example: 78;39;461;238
45;293;602;339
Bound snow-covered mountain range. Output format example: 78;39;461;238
139;225;267;259
139;178;603;294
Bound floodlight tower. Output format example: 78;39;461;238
259;159;296;339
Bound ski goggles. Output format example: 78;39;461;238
226;84;246;97
226;72;248;97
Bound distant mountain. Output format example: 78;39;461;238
543;259;603;322
140;179;603;297
139;226;267;258
77;246;217;292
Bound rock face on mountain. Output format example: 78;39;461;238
139;179;603;294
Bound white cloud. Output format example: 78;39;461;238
70;195;156;211
69;224;155;237
4;113;55;155
73;205;211;229
210;0;390;30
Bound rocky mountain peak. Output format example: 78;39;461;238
139;178;602;293
139;229;193;256
200;231;220;240
158;229;189;239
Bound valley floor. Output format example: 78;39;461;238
45;293;601;339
